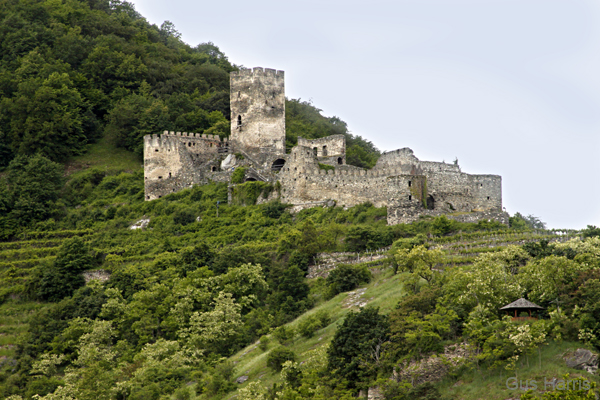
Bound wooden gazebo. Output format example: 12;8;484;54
500;298;544;321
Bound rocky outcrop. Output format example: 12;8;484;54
564;348;598;374
394;342;472;386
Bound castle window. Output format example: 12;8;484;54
188;142;191;147
158;176;162;179
487;196;490;200
237;91;240;98
237;115;242;127
210;143;213;147
211;166;217;172
322;145;327;156
313;147;317;157
155;149;159;152
409;195;412;200
169;172;171;178
480;183;483;187
337;157;342;165
408;181;412;187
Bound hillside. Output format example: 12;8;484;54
1;1;600;400
0;147;598;399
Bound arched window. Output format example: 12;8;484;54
322;145;328;156
271;159;286;172
337;157;343;165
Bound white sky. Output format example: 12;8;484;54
129;0;600;229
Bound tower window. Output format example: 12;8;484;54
237;115;242;127
408;181;411;187
409;195;412;200
168;172;171;178
188;142;191;147
487;196;490;200
322;145;327;156
155;149;159;152
313;147;317;157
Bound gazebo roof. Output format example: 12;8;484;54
500;298;544;311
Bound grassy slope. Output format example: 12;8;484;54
228;266;404;397
66;135;143;174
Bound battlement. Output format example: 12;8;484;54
231;67;285;79
144;131;228;150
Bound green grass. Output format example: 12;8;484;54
67;135;142;173
439;341;600;399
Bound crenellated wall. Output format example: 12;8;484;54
143;131;229;200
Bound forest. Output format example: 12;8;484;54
1;1;600;400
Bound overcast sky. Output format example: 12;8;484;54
129;0;600;229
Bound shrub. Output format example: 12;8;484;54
173;209;196;225
298;316;322;338
297;310;331;338
267;347;296;371
231;167;246;184
326;264;371;298
262;200;287;219
259;335;270;351
273;325;295;345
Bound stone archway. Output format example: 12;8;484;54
271;158;286;172
426;195;435;210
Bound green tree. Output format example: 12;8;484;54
37;237;95;302
327;307;389;389
3;153;63;225
267;347;296;372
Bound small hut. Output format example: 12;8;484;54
500;298;544;321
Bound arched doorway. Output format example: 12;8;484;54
426;195;435;210
271;158;286;172
337;157;343;165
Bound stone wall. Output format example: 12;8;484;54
144;131;230;200
230;67;286;157
387;207;509;225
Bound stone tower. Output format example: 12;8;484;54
230;67;285;157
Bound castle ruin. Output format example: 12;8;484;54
144;67;508;225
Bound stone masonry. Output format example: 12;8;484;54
143;67;507;225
